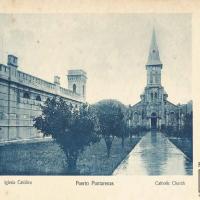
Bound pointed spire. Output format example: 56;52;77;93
146;28;162;66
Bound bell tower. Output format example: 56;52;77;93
142;28;166;129
67;69;87;101
142;29;166;108
146;29;162;87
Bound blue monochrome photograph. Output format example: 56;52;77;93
0;14;192;175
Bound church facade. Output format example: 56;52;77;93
129;30;190;130
0;54;87;142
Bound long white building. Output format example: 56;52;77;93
0;54;87;142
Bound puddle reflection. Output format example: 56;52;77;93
113;132;192;175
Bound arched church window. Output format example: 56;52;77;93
151;92;153;101
83;85;85;96
134;112;139;122
155;72;159;83
23;92;30;99
69;103;73;110
164;110;167;117
73;84;76;93
36;95;41;101
153;72;158;84
155;92;157;99
150;72;153;83
46;97;50;102
169;111;175;125
152;74;155;83
142;110;145;119
151;112;157;117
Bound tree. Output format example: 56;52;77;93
94;99;127;157
118;121;129;148
34;97;99;174
126;107;134;141
116;108;130;148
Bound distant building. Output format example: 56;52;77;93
129;29;192;130
0;55;87;142
179;100;193;115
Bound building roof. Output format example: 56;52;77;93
68;69;87;76
146;28;162;66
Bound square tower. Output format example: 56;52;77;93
8;54;18;68
67;69;87;99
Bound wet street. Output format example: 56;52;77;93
113;132;192;175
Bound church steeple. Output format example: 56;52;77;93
146;28;162;66
146;29;162;86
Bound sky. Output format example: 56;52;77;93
0;14;191;105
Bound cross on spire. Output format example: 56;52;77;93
146;28;162;66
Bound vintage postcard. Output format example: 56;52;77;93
0;0;199;200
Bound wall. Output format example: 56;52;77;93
0;63;85;142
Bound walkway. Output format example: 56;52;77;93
113;132;192;175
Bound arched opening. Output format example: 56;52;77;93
82;85;85;96
133;112;139;123
154;92;157;100
142;110;145;119
73;84;76;93
151;112;157;129
36;95;41;101
153;73;156;83
150;72;153;83
155;72;159;83
23;92;30;99
169;111;175;125
69;103;73;110
151;92;153;101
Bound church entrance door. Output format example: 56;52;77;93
151;113;157;130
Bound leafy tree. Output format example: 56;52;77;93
34;97;99;174
126;108;135;141
94;99;127;157
117;109;130;148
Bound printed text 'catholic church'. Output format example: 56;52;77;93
129;29;192;130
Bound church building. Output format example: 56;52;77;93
130;29;182;130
